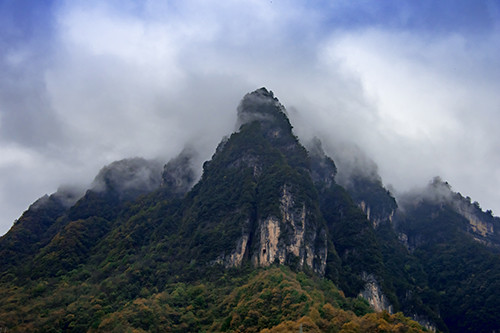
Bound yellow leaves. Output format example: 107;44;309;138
230;312;242;328
64;313;76;323
262;316;322;333
298;316;322;332
260;320;295;332
321;302;336;320
308;307;321;322
0;265;427;332
132;297;147;306
340;321;361;333
391;323;406;333
335;311;426;333
217;267;426;332
97;312;128;332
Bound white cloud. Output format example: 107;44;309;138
1;1;500;235
319;28;500;211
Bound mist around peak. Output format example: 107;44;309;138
1;0;500;239
329;143;382;190
30;184;85;212
304;137;337;188
235;87;289;130
90;157;164;200
395;175;500;242
2;87;500;332
161;146;198;195
396;176;455;211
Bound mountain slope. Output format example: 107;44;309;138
394;178;500;332
179;88;329;274
0;88;499;332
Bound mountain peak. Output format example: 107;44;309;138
244;87;276;102
236;87;289;129
252;86;274;97
90;157;163;200
3;88;500;332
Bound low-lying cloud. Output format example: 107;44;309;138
1;0;499;235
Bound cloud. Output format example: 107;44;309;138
91;157;164;200
1;0;500;235
316;28;500;211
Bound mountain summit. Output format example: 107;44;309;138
236;88;289;126
1;88;500;332
182;87;328;274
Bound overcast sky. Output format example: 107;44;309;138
1;0;500;235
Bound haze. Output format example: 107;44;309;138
1;0;499;235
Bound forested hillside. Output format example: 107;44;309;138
1;88;499;332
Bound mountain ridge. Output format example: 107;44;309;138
1;88;499;332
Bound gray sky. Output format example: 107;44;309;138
1;0;500;235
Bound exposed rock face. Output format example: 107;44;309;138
279;186;306;262
467;215;494;237
434;178;500;248
339;172;398;230
411;315;437;332
255;216;282;266
359;200;395;228
359;201;371;221
251;185;327;275
397;177;500;250
397;232;411;250
204;88;328;276
454;201;500;248
217;233;249;267
359;273;393;313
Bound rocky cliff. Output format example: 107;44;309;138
194;88;328;274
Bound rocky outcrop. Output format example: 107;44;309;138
216;233;250;267
455;203;499;248
397;177;500;249
411;315;437;332
251;185;327;275
217;185;328;274
255;216;282;266
359;201;372;222
466;215;494;237
359;273;393;313
339;172;398;230
359;200;395;228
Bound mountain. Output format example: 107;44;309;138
392;178;500;332
0;88;499;332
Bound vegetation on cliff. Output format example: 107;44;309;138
1;88;499;332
